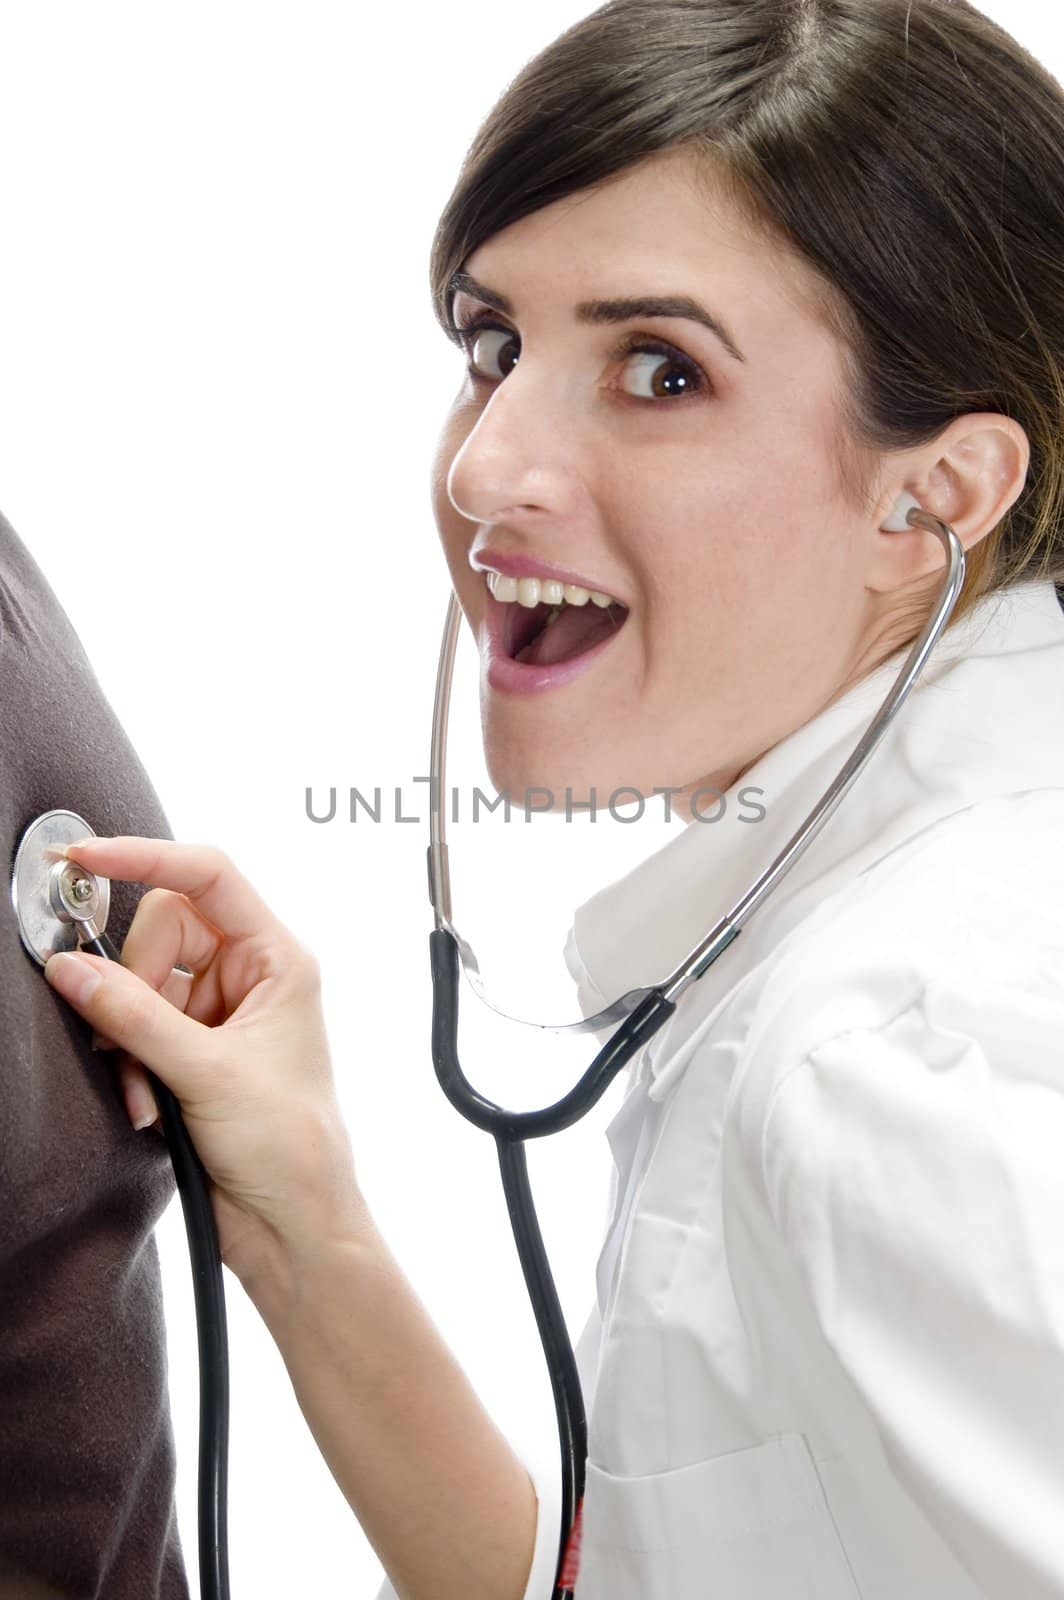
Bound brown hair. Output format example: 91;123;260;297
429;0;1064;632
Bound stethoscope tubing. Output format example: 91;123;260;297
430;925;678;1595
496;1138;585;1600
80;929;231;1600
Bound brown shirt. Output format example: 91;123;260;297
0;511;189;1596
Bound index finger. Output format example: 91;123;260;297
60;836;283;945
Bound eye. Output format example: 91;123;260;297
453;320;520;383
614;337;708;401
447;313;710;401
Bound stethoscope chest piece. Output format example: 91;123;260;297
11;809;110;966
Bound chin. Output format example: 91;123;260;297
483;734;665;821
482;738;592;816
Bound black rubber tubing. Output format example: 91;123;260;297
82;930;230;1600
428;925;676;1596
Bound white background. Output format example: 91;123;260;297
0;2;1058;1594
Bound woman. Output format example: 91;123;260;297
40;0;1064;1595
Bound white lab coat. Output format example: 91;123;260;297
376;577;1064;1600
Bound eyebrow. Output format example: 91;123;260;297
447;269;747;365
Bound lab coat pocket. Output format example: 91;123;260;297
576;1432;861;1599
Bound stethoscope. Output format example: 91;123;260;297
9;498;962;1600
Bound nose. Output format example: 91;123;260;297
445;365;588;530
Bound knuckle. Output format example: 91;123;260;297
132;885;181;926
290;938;322;990
188;844;239;910
201;844;233;880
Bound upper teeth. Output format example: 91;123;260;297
486;572;620;608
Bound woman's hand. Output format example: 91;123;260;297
43;836;365;1288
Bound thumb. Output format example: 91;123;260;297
44;949;211;1097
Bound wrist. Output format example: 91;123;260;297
238;1187;380;1330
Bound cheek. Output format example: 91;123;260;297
608;428;773;602
664;468;841;620
623;483;765;623
625;478;844;690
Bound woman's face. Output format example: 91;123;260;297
431;145;891;822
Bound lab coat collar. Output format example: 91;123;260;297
563;579;1064;1099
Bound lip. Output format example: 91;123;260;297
471;546;629;607
480;584;628;697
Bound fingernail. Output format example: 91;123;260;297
129;1086;159;1131
63;838;96;854
44;951;103;1005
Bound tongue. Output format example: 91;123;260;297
515;601;626;667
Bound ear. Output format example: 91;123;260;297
867;413;1030;592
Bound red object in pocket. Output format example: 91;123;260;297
558;1497;584;1589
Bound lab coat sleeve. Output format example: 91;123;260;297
752;967;1064;1597
369;1437;561;1600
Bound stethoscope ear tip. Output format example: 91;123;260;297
882;491;923;533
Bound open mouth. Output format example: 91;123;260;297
502;594;630;667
